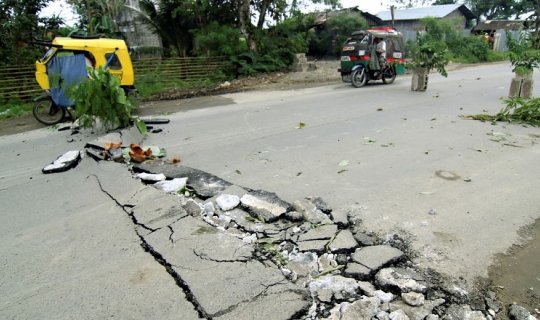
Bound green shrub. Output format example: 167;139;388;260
70;67;134;129
193;22;247;56
449;36;490;63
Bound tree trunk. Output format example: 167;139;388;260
257;0;271;29
239;0;256;51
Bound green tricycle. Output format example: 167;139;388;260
339;27;406;88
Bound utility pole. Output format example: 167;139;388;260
391;5;395;28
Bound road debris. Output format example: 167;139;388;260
42;150;81;174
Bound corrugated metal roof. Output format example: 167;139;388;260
377;4;463;21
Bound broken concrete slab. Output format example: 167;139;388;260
135;172;166;182
143;216;299;317
182;198;204;217
296;239;327;252
129;192;188;230
353;232;376;246
219;185;248;198
297;224;338;242
330;209;349;227
442;304;487;320
308;196;332;214
328;230;358;253
286;251;319;281
508;304;537;320
134;161;232;198
389;299;445;320
351;245;404;272
226;208;266;233
402;292;425;307
309;275;360;302
153;178;187;193
344;262;373;280
376;268;428;293
389;309;411;320
240;190;291;222
293;199;332;224
215;282;309;320
42;150;81;174
340;296;382;319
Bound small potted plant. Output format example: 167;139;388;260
408;35;450;91
507;33;540;97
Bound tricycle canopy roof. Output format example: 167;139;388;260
351;27;403;39
50;37;128;51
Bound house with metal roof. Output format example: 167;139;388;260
377;4;475;33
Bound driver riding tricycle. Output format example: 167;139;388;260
32;36;135;125
339;27;405;88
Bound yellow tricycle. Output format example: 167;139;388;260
33;36;135;125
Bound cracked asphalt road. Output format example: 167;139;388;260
1;61;539;318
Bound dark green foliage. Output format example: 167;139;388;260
419;17;491;64
70;67;134;129
409;35;450;77
506;32;540;74
308;11;367;57
450;36;490;63
194;22;247;57
0;0;63;65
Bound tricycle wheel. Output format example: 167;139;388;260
33;97;65;125
382;65;396;84
351;68;367;88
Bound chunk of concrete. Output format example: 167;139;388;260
329;230;358;253
293;199;332;224
351;245;404;271
297;239;329;252
330;209;349;227
308;275;360;302
298;224;338;242
508;304;536;320
390;299;445;320
42;150;81;174
216;194;240;211
402;292;425;307
241;190;291;222
390;309;411;320
376;268;427;293
153;177;187;193
344;263;372;280
134;162;232;198
340;296;382;320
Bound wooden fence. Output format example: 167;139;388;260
0;56;234;103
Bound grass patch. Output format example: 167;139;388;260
135;71;228;98
0;101;33;120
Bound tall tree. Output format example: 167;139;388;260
0;0;59;65
67;0;126;35
466;0;536;21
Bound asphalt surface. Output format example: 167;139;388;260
1;62;539;317
142;62;540;287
